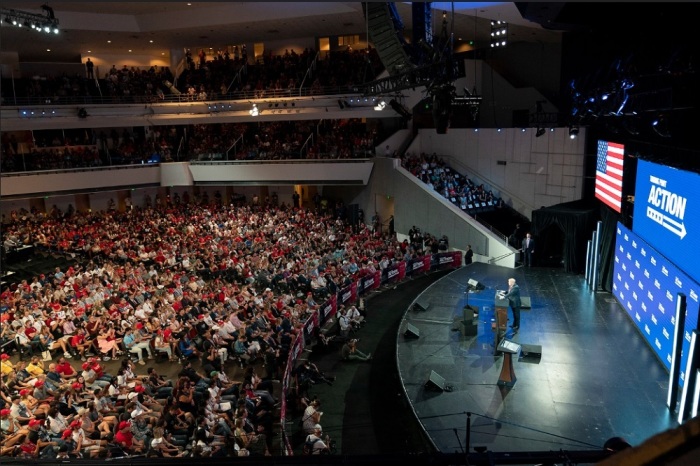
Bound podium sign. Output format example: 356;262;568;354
497;339;520;387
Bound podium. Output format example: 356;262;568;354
493;291;509;355
497;339;521;387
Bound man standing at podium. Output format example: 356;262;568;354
500;278;521;332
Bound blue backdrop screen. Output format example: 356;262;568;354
632;159;700;283
614;223;700;386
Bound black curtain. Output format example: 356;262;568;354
598;205;622;292
531;200;600;273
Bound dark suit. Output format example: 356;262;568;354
522;237;535;267
502;284;521;328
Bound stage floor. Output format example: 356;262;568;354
397;262;678;454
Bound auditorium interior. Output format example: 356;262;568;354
1;2;700;465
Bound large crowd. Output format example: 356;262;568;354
400;152;503;213
0;119;380;173
0;199;435;459
1;47;383;106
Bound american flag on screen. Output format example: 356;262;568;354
595;140;624;213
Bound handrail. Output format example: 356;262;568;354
298;51;320;96
473;214;508;243
173;54;188;89
225;135;243;161
299;133;314;158
175;136;184;161
0;83;370;107
226;63;247;94
489;249;517;265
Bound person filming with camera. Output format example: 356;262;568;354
341;338;372;362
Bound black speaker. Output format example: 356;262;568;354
404;323;420;339
519;344;542;363
424;370;446;391
412;303;427;312
467;278;485;291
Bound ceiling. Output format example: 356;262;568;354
0;2;565;62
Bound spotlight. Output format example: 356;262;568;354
490;20;508;48
651;115;671;138
374;100;386;111
536;128;546;138
249;104;259;116
568;125;579;139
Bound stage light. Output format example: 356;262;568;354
249;104;259;116
651;114;671;138
568;125;579;139
490;20;508;48
374;100;386;111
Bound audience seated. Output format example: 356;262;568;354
1;197;434;457
400;151;501;215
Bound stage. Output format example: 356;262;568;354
397;262;678;454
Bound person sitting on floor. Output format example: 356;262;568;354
340;338;372;362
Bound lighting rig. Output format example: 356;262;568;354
1;4;59;34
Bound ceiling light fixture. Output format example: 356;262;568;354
568;125;579;139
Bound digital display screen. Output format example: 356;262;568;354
595;140;625;213
632;159;700;282
613;223;700;386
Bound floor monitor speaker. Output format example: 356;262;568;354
404;323;420;339
413;303;427;312
519;344;542;363
424;370;446;392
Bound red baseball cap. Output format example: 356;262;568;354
0;353;10;360
0;409;10;417
61;428;73;439
72;382;82;390
34;380;44;387
19;389;29;396
134;385;145;393
29;419;43;427
70;420;82;428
